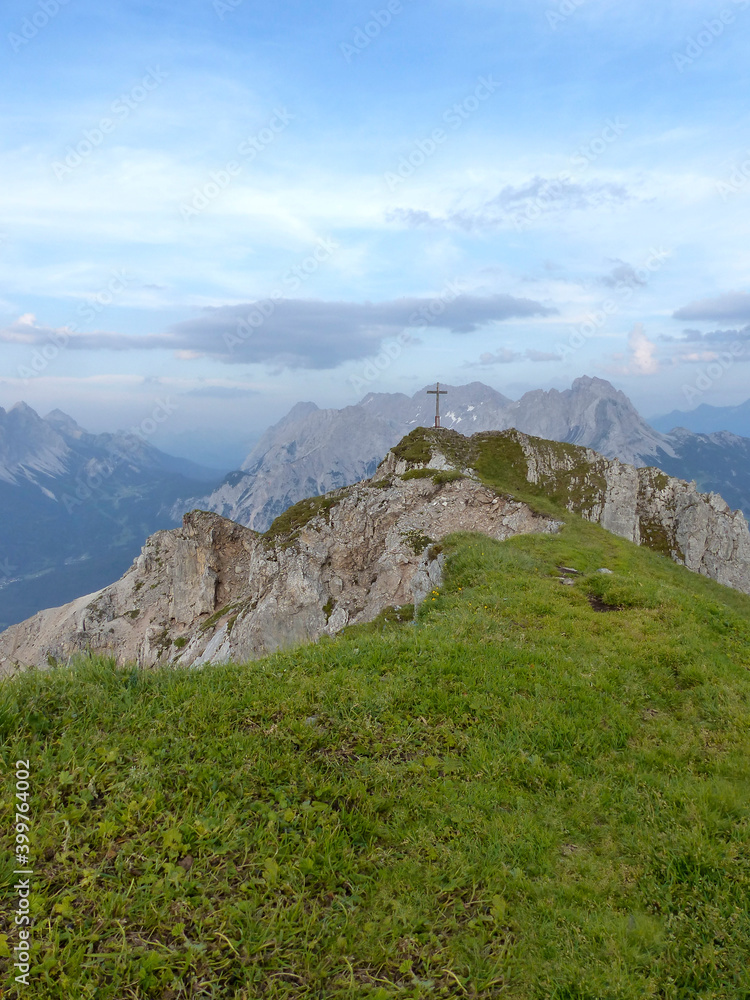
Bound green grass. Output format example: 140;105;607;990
400;529;434;556
1;446;750;998
262;495;342;549
199;605;235;633
401;469;466;485
390;431;434;466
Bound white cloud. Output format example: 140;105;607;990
607;323;660;376
629;323;660;375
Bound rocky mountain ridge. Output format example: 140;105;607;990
0;448;562;675
178;376;750;533
494;430;750;595
2;426;749;677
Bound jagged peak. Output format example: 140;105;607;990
285;401;319;419
44;408;87;438
570;375;622;396
7;401;42;419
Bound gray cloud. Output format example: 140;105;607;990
476;348;520;366
599;259;647;289
469;347;562;368
663;325;750;344
0;316;170;352
389;209;435;227
526;349;563;362
661;325;750;360
673;292;750;322
170;296;557;368
1;295;556;371
386;176;631;232
487;177;630;215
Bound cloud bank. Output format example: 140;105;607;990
673;292;750;323
662;324;750;362
0;295;557;371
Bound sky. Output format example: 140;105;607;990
1;0;749;465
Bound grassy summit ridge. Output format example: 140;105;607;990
1;436;749;998
393;426;617;520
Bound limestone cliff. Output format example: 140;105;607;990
0;463;559;675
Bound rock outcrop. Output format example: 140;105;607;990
4;424;750;678
450;428;750;595
0;463;560;676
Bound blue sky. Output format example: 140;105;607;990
1;0;750;459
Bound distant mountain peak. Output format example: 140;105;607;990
44;409;87;439
650;396;750;438
571;374;614;388
569;375;630;399
286;401;319;418
8;401;42;418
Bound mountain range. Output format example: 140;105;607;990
177;376;750;532
0;402;221;630
651;397;750;438
5;376;750;632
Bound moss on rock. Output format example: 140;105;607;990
262;494;341;549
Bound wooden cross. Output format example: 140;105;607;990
427;382;448;428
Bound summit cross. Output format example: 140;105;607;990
427;382;448;428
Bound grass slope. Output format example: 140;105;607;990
1;462;750;998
